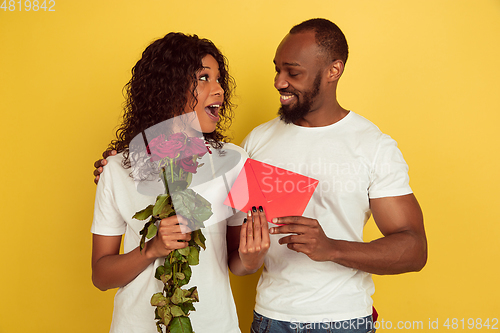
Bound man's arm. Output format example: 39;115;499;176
270;193;427;275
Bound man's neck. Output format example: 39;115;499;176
294;103;349;127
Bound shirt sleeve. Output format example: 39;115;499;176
240;133;253;157
91;159;127;236
368;134;413;199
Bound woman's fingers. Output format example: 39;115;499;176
258;207;271;250
239;217;248;252
252;207;263;251
237;207;270;272
158;215;192;248
240;206;270;253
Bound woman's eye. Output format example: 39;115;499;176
199;74;209;81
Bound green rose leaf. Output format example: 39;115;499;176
157;306;172;326
139;219;153;250
147;223;158;239
158;204;175;219
171;287;193;304
170;316;193;333
139;234;146;251
171;190;197;219
193;230;206;250
192;194;213;225
170;305;186;318
179;302;196;314
187;246;199;266
151;293;168;307
139;220;151;237
155;265;173;284
155;266;165;280
153;194;170;217
172;250;187;264
178;265;192;287
170;288;182;305
171;180;189;192
177;246;190;257
169;317;192;333
160;273;172;285
163;259;173;275
133;205;154;220
187;286;199;302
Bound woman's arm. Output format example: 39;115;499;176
91;215;192;291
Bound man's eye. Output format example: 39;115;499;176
289;72;299;77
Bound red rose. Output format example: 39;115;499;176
182;137;208;159
148;134;185;161
148;133;208;173
178;156;199;173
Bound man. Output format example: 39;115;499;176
95;18;427;333
241;19;426;332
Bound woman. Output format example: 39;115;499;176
92;32;269;333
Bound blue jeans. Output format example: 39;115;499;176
251;311;376;333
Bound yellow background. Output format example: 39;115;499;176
1;1;499;332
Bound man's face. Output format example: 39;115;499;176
273;31;326;124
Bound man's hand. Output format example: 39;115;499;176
270;216;333;261
93;150;117;184
270;194;427;275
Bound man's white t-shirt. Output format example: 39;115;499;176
242;111;412;323
92;143;247;333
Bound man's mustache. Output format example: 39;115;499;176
278;88;299;95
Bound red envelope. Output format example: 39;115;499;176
224;159;318;223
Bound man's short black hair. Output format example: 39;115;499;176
290;18;348;64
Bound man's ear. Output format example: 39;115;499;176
326;60;344;82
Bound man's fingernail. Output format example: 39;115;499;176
243;218;247;224
252;206;257;212
258;206;263;212
272;218;278;223
270;228;275;234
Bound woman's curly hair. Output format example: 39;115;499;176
110;32;235;168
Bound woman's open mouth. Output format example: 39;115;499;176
205;103;221;121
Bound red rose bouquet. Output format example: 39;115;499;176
132;132;212;333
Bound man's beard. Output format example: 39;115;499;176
278;72;322;124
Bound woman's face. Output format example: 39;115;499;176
184;54;224;134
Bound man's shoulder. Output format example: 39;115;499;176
242;117;284;152
347;111;383;134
